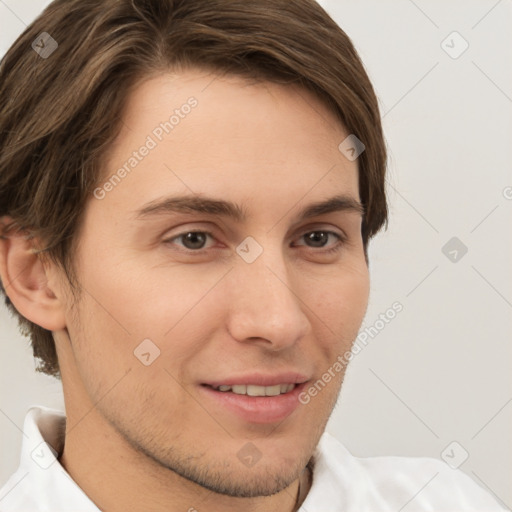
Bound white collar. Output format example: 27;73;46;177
0;406;100;511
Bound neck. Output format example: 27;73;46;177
296;462;313;509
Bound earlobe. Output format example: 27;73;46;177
0;220;66;331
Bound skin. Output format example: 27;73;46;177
0;69;369;512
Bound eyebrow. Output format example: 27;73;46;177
135;194;364;223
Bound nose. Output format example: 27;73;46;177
225;242;311;351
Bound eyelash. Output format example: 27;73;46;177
164;229;347;256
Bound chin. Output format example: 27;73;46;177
170;460;300;498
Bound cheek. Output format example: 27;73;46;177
314;262;369;341
69;256;225;378
76;251;194;334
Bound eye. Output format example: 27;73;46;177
165;231;215;252
294;230;346;254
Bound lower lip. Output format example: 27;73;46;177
199;383;307;424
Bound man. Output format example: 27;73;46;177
0;0;506;510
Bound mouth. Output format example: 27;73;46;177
199;381;308;424
204;383;297;396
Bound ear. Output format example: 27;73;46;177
0;217;67;331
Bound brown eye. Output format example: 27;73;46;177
165;231;215;252
304;231;330;248
180;232;208;250
296;231;345;253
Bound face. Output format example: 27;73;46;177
56;69;369;497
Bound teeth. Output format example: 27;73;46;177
261;385;281;397
232;384;247;395
214;384;296;396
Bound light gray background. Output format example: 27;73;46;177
1;0;511;508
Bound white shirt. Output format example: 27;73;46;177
0;406;506;511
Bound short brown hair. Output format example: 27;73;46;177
0;0;387;378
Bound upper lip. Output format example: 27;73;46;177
203;372;310;388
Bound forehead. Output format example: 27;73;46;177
96;69;359;220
